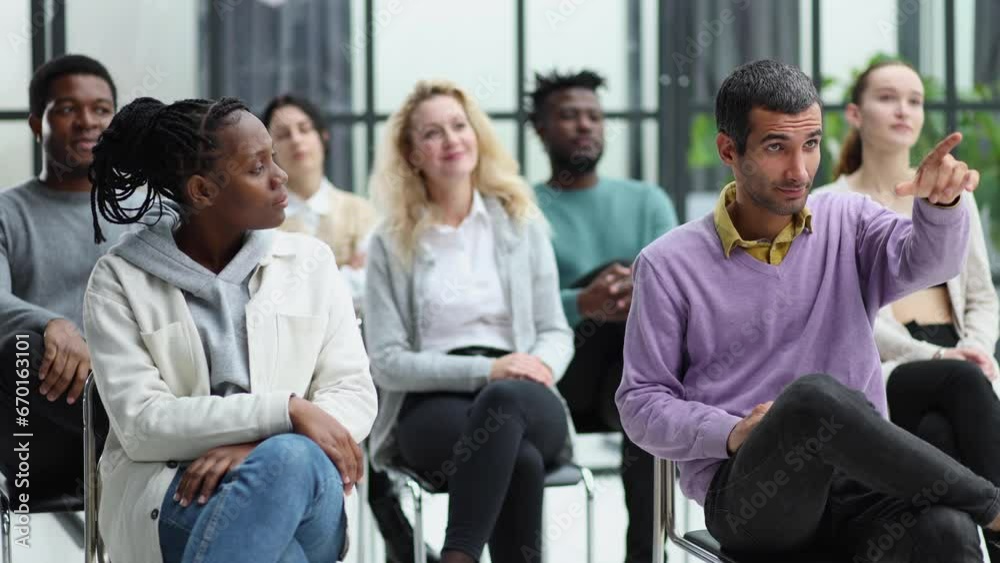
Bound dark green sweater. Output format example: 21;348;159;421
534;177;678;327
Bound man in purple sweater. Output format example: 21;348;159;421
617;59;1000;561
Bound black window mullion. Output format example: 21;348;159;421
944;0;959;133
626;0;643;181
31;0;47;175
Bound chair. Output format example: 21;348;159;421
0;374;106;563
391;461;595;563
0;482;85;563
82;374;108;563
653;458;849;563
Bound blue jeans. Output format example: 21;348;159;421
158;434;347;563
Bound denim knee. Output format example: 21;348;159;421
250;435;343;495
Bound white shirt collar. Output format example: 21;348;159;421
429;190;489;234
287;177;334;216
469;189;488;221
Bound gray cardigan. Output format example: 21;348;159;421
364;195;576;469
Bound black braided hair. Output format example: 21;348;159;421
525;69;606;126
89;96;249;243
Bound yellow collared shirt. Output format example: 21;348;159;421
713;182;813;265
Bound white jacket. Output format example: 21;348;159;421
83;231;377;563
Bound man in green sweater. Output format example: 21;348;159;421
529;69;678;563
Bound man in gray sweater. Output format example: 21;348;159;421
0;54;129;499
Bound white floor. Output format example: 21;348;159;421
4;434;703;563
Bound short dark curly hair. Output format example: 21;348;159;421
29;54;117;118
526;69;606;126
715;59;821;155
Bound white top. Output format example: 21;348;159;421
285;177;369;303
285;177;335;232
418;190;516;353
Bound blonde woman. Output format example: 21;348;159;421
364;80;575;563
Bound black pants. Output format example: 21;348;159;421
0;331;107;500
395;377;567;563
704;373;999;562
558;318;654;563
887;322;1000;561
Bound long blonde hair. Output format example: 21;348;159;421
369;79;540;266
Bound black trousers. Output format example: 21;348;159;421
887;322;1000;561
704;373;999;562
557;319;654;563
0;330;107;500
395;376;568;563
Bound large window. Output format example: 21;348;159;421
0;0;199;188
6;0;999;274
205;0;659;196
819;0;1000;272
661;0;1000;274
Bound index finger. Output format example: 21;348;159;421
921;132;963;167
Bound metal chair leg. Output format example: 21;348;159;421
84;374;100;563
405;478;424;563
355;449;369;563
653;458;666;563
1;489;12;563
580;467;595;563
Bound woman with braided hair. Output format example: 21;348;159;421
83;96;377;563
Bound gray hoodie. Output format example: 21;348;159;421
110;206;273;396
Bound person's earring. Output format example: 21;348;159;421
34;134;41;143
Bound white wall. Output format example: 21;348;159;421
820;0;900;103
0;0;34;188
0;0;199;190
66;0;199;106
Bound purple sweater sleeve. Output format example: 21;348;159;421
616;254;742;462
855;195;970;311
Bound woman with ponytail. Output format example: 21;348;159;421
816;61;1000;559
84;96;377;563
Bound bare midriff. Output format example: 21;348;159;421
891;286;954;325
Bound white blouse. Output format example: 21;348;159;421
418;190;515;353
284;178;370;304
